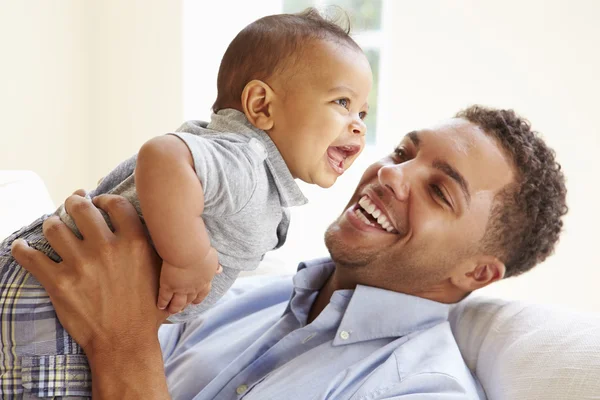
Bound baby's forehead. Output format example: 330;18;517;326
278;38;357;73
277;39;370;89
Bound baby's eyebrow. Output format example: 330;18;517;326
328;85;358;97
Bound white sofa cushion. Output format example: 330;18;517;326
449;296;600;400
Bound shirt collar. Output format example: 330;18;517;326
208;109;307;208
332;285;451;346
282;258;336;325
286;258;451;345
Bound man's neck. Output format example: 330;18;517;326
306;266;355;324
306;262;466;323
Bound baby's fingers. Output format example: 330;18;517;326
192;292;207;305
157;288;173;310
186;293;196;306
167;293;187;314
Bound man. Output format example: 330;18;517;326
12;106;567;399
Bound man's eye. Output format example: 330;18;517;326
394;147;407;161
431;185;450;206
334;98;349;109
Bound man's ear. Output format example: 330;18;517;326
241;80;275;131
451;256;506;292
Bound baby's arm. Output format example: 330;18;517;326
135;135;219;314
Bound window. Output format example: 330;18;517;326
283;0;383;144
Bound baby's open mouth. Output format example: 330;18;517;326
327;145;361;174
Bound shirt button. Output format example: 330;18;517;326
340;330;350;340
236;384;248;395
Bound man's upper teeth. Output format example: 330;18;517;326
358;196;395;232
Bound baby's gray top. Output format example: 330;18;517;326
56;108;307;321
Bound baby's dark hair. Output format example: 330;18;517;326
212;7;361;113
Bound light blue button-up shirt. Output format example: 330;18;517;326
159;258;485;399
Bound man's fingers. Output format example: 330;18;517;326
11;239;59;289
92;195;144;239
64;194;112;242
42;216;83;265
157;288;173;310
72;188;87;197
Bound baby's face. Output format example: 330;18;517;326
267;39;372;188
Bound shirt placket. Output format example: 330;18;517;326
229;301;347;400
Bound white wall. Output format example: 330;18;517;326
0;1;91;205
0;1;183;205
86;1;183;185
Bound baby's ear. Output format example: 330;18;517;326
241;80;274;131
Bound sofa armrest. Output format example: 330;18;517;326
0;170;55;240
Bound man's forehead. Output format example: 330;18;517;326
401;119;481;147
400;119;513;193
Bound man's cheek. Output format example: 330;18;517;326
358;163;381;185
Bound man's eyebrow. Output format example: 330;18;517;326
407;131;420;147
432;159;471;206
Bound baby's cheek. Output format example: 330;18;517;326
346;155;361;169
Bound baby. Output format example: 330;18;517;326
0;8;372;398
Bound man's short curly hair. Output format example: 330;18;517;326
456;106;568;278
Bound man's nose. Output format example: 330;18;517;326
377;164;410;201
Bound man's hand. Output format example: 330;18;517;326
11;193;169;357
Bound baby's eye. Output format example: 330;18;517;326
359;111;367;120
334;98;349;109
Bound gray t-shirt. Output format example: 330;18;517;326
57;109;307;322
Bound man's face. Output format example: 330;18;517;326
324;118;514;293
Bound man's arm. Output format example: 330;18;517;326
12;193;171;400
89;340;169;399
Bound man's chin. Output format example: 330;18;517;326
324;227;373;269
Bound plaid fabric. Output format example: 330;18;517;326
0;217;91;398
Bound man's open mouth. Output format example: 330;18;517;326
327;145;361;174
353;195;398;233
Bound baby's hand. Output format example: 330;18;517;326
157;248;221;314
